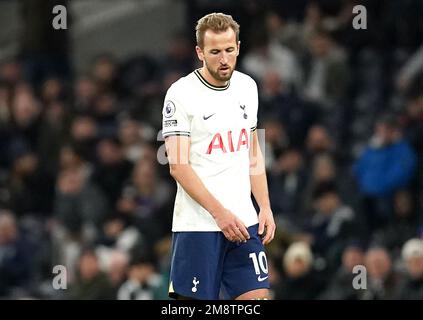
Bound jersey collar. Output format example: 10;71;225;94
194;69;230;91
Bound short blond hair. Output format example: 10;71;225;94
195;13;240;49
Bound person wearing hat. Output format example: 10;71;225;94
396;238;423;299
274;241;325;300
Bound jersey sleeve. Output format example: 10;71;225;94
162;85;191;138
250;79;259;132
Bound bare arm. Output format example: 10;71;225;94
249;130;276;244
165;135;250;242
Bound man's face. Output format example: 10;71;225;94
375;122;397;145
307;126;331;153
342;247;364;272
196;28;239;82
285;258;309;278
79;253;100;280
315;193;338;215
365;249;391;279
375;123;389;141
406;256;423;279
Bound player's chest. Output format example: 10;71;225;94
190;94;250;133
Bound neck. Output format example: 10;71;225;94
199;67;228;87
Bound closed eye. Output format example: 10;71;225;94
209;47;235;54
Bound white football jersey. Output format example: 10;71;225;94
162;69;259;232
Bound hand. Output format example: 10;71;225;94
214;209;250;243
258;207;276;245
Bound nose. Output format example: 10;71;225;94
220;51;229;65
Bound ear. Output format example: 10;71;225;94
236;41;241;56
195;46;204;62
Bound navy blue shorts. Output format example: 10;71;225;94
168;224;270;300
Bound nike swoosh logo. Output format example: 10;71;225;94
203;113;215;120
257;275;268;282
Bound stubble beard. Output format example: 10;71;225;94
205;60;236;83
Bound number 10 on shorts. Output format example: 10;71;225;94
249;252;268;275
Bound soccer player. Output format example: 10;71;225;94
162;12;276;300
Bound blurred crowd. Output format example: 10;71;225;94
1;0;423;300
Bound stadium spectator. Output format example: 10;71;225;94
301;181;362;272
371;190;421;258
92;137;133;205
69;115;98;162
274;241;324;299
242;30;302;91
117;158;173;244
361;246;403;300
305;124;336;162
303;28;350;111
67;248;115;300
117;117;151;164
353;114;417;231
319;242;365;300
73;75;98;114
268;148;307;229
396;238;423;299
54;167;109;237
37;99;71;174
0;210;35;298
6;141;54;217
262;119;289;171
100;249;130;298
117;253;164;300
301;153;357;214
259;71;318;148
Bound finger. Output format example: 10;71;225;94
227;229;238;242
236;222;250;240
223;230;232;241
270;229;275;242
265;225;275;244
233;226;247;242
261;224;270;244
269;225;275;243
233;227;245;242
263;232;271;244
258;217;265;235
262;233;269;244
263;224;275;245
